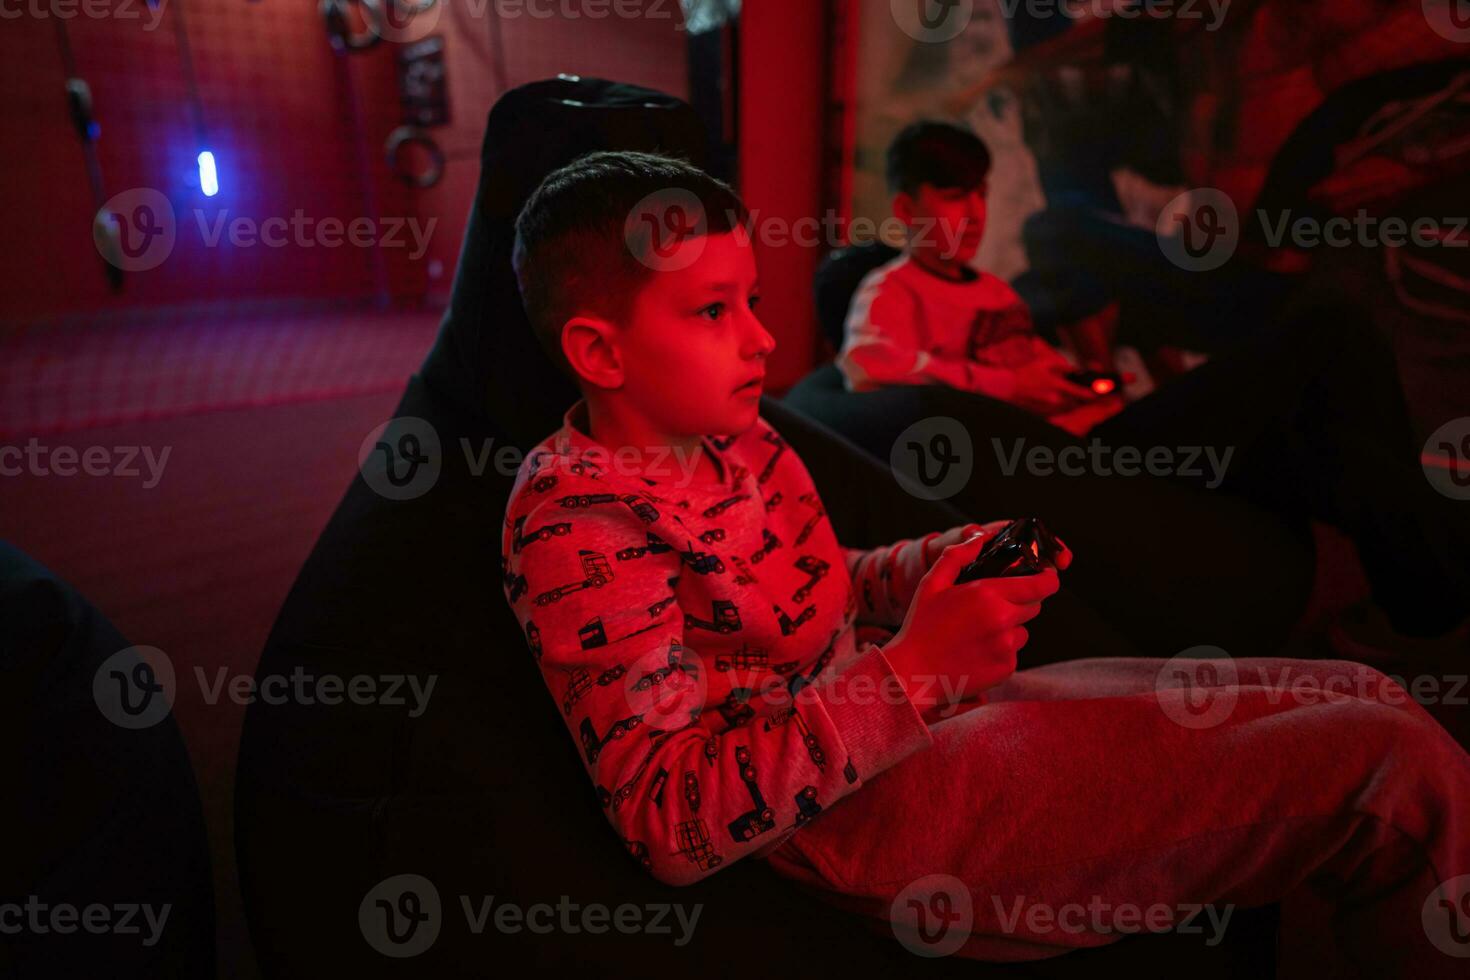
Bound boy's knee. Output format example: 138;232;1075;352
1281;659;1421;710
1330;690;1451;768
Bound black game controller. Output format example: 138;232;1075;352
1065;370;1125;396
954;517;1063;583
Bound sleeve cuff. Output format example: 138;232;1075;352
812;642;932;779
836;354;880;394
878;533;939;626
966;362;1018;401
906;531;942;582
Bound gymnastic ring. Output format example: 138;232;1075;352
385;126;445;188
321;0;382;53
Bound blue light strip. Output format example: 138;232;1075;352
198;150;218;197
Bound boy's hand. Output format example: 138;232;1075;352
1030;337;1076;373
885;530;1062;709
926;521;1074;572
1009;358;1097;416
923;521;1004;565
1052;533;1073;571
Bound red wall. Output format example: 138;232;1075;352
1;3;399;320
0;1;688;324
418;2;691;305
739;0;827;392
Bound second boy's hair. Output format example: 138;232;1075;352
886;120;993;198
512;150;750;381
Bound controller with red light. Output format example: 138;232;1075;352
954;517;1064;584
1065;370;1125;396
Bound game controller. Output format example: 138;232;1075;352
1065;370;1125;396
954;517;1063;583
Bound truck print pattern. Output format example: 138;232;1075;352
501;402;940;885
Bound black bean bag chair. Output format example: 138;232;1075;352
1;542;214;978
787;245;1316;659
234;76;1276;977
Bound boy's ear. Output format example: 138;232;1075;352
893;190;916;227
561;315;624;390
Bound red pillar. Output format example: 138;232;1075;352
739;0;827;393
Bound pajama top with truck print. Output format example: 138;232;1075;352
500;398;939;885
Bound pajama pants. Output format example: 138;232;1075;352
761;657;1470;976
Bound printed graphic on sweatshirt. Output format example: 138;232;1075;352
499;403;935;885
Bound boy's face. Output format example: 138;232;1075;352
896;181;989;266
613;231;775;438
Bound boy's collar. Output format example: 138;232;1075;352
555;398;730;488
909;254;980;284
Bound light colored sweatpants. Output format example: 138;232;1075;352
762;657;1470;976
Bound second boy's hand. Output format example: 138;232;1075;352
1009;357;1100;416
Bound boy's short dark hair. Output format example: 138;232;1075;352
885;120;992;198
513;150;750;381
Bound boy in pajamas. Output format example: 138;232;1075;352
837;120;1104;420
500;150;1470;973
